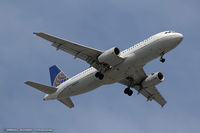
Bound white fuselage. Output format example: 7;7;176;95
44;31;183;100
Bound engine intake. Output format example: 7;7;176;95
114;47;120;55
98;47;121;66
142;72;164;88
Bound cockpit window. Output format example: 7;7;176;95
165;30;175;34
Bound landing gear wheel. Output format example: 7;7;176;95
124;88;129;94
127;89;133;96
160;58;165;63
124;88;133;96
95;72;100;78
95;72;104;80
98;74;104;80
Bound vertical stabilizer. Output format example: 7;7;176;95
49;65;67;87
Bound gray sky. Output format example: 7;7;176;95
0;0;200;132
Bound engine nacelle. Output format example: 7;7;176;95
142;72;164;88
98;47;120;66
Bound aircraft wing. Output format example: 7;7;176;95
118;68;167;107
34;32;103;68
58;97;74;108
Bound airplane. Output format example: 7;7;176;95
25;30;183;108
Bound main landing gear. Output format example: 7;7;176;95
160;52;165;63
95;72;104;80
124;87;133;96
124;77;133;96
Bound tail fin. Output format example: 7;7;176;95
49;65;67;87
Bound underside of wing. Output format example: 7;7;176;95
118;68;167;107
34;32;125;72
134;85;166;107
34;32;102;61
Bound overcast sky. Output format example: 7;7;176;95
0;0;200;133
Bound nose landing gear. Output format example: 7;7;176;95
160;57;165;63
160;52;165;63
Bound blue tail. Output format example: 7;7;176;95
49;65;67;87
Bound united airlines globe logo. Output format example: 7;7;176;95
53;72;67;87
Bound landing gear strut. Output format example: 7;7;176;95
124;77;134;96
160;53;165;63
124;87;133;96
95;72;104;80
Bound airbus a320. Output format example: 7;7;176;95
25;31;183;108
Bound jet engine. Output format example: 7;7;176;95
141;72;164;88
98;47;121;66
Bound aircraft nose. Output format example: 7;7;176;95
176;33;184;43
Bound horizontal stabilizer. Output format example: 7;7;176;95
58;97;74;108
25;81;57;94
